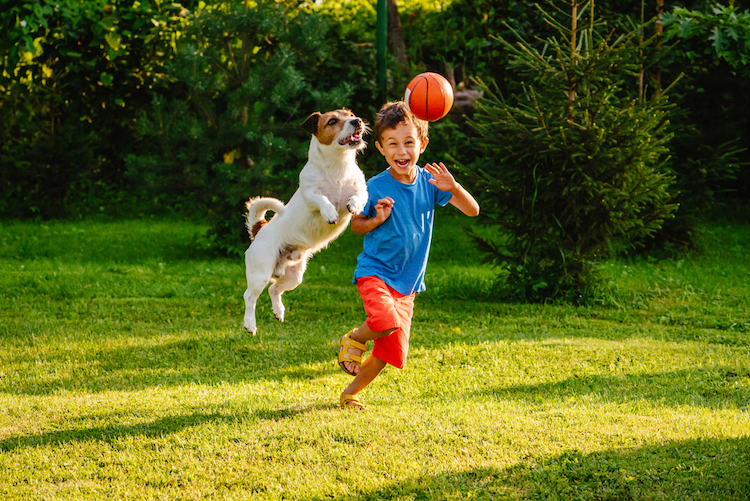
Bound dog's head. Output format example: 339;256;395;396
301;109;366;151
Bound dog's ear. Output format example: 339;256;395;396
301;112;321;135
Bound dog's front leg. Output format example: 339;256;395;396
345;173;368;216
304;190;339;225
346;193;367;215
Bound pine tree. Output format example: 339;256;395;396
467;0;679;302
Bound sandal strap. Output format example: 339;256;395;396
341;394;364;409
338;351;362;364
338;329;367;376
342;331;368;352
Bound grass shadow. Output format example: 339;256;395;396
0;403;332;453
479;367;750;410
344;436;750;500
0;326;344;396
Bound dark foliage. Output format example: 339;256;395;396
0;0;189;218
125;1;372;256
463;3;679;302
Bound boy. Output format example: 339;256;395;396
337;101;480;410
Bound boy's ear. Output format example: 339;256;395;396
420;137;429;153
375;140;386;156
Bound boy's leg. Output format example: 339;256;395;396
341;353;388;401
341;321;396;376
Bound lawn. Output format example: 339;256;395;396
0;213;748;500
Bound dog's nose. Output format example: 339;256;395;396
349;118;363;129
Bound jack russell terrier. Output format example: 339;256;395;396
243;109;368;334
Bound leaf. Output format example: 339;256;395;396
105;33;121;51
23;35;35;55
709;27;727;54
223;149;240;164
678;18;693;39
100;72;114;86
658;12;679;27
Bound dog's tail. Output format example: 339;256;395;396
245;197;285;240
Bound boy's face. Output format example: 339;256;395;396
375;121;428;183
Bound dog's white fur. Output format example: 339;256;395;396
242;109;368;334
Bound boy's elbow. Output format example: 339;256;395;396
350;218;369;235
464;202;480;217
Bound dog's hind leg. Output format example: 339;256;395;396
243;244;277;335
268;253;309;323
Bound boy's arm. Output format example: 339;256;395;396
350;197;395;234
426;162;480;217
447;184;480;217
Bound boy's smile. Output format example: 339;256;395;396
375;121;429;183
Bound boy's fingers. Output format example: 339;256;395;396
427;162;448;175
375;198;394;210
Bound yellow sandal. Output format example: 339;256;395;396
340;394;365;410
338;328;368;376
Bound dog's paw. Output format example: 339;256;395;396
347;196;366;215
321;205;339;225
272;304;285;323
243;316;257;335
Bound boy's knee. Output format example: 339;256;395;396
366;314;400;336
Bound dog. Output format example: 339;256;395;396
242;109;368;335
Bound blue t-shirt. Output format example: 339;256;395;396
353;166;453;295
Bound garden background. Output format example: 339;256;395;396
1;0;749;499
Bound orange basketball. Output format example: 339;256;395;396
405;72;454;121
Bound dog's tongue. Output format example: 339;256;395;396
341;132;361;145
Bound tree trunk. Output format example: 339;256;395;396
387;0;408;72
654;0;664;95
569;0;578;102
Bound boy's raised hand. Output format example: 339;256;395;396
374;196;394;222
426;162;458;192
350;196;396;234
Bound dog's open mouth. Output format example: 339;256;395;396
339;131;363;146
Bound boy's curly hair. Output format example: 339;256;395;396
373;101;429;144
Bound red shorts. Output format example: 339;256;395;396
356;276;415;370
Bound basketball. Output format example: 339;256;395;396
404;72;454;122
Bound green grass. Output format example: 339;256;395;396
0;214;748;500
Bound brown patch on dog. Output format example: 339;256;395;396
300;109;356;145
250;220;267;240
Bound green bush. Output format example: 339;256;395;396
125;1;369;256
0;0;188;218
464;3;678;302
652;3;750;246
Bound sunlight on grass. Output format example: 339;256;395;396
1;216;748;500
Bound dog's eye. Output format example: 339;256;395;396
327;118;338;126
